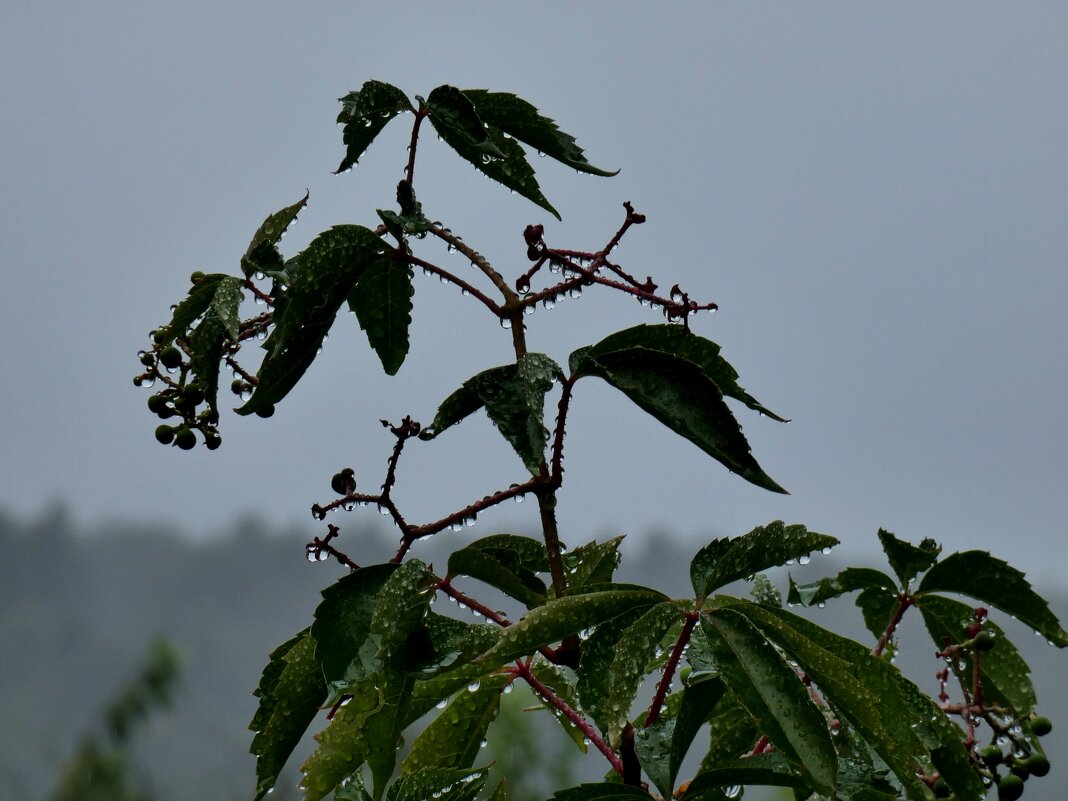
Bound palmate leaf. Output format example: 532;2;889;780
426;85;560;220
635;674;725;799
475;589;666;669
347;255;414;375
336;80;414;174
701;609;837;793
877;529;940;587
576;606;648;732
241;192;309;278
249;628;327;801
570;346;785;493
690;521;838;600
562;536;625;593
917;594;1037;713
405;613;501;678
787;566;899;642
402;673;509;774
462;89;617;177
581;325;786;421
917;550;1068;647
237;224;386;415
155;273;229;345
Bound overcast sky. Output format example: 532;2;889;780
2;3;1066;595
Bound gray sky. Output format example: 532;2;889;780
2;3;1066;591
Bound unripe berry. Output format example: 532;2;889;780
152;329;166;345
1025;754;1050;777
182;385;205;405
139;351;155;367
255;404;275;418
204;434;222;451
982;745;1005;766
231;379;247;395
1010;761;1030;780
190;270;206;283
159;346;182;370
974;630;997;652
147;395;168;414
155;425;176;445
331;468;356;496
1030;716;1053;737
997;774;1025;801
175;429;197;450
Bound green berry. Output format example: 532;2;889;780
255;404;275;418
155;425;175;445
998;774;1025;801
190;270;206;283
331;468;355;496
132;376;144;387
182;385;205;405
1030;716;1053;737
152;329;166;345
974;630;997;652
147;395;167;414
231;379;247;395
204;434;222;451
159;346;183;370
139;351;155;367
174;429;197;450
1010;761;1030;780
982;745;1005;766
1025;754;1050;777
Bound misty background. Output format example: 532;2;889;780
1;2;1065;798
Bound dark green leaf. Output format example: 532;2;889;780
241;192;309;278
917;550;1068;647
238;225;385;415
334;771;373;801
635;675;725;799
405;613;501;678
249;629;327;801
386;766;489;801
576;607;648;732
462;90;617;177
529;658;589;752
787;567;896;608
877;529;940;587
570;347;785;493
548;784;652;801
475;589;666;669
448;547;547;608
691;522;838;600
378;181;429;241
917;594;1037;713
370;559;436;665
749;574;781;606
562;536;625;593
402;673;509;773
701;609;836;792
420;368;500;440
697;688;758;774
347;255;414;375
336;81;414;173
462;534;551;573
578;324;786;421
681;754;808;800
156;273;228;345
425;85;502;153
187;275;244;412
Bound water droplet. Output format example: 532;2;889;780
568;286;582;299
541;297;556;310
514;494;524;503
305;547;318;563
423;268;433;277
436;698;448;709
500;318;512;329
523;305;535;316
378;504;390;516
464;514;477;527
503;683;514;694
821;546;832;555
467;680;481;692
785;558;796;566
439;275;449;284
799;554;811;565
450;521;463;532
479;738;488;749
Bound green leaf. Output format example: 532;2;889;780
576;607;649;732
577;325;786;421
334;772;373;801
378;181;430;242
602;601;683;744
403;673;508;773
347;255;414;375
238;225;385;415
635;675;725;799
475;589;666;669
249;629;327;801
548;784;652;801
570;347;785;493
405;613;502;678
241;192;309;278
370;559;436;666
448;546;547;608
681;753;808;800
917;594;1037;713
336;81;414;173
529;657;589;753
749;573;782;606
461;534;551;572
690;522;838;600
187;275;244;412
462;90;617;177
917;550;1068;647
787;567;896;608
311;564;398;700
696;687;758;774
156;273;229;345
562;536;625;593
701;609;837;792
386;766;489;801
426;86;560;220
877;529;940;587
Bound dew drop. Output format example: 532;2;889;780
464;514;477;527
503;683;514;694
436;698;448;709
479;738;488;749
450;521;463;532
541;297;556;310
821;546;832;555
500;318;512;329
799;555;811;565
467;680;481;692
514;494;525;503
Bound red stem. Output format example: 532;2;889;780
644;612;698;728
873;594;914;657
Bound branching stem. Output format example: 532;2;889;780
644;612;699;728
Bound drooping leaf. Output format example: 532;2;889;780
188;275;244;412
238;225;386;415
917;550;1068;647
448;546;547;608
462;90;617;176
690;522;838;600
635;674;725;799
570;347;785;493
602;601;684;744
787;567;897;608
426;86;560;220
475;589;666;669
249;629;327;801
701;609;837;793
529;657;589;752
460;534;551;573
156;273;229;345
917;594;1037;713
404;613;502;678
333;771;373;801
562;536;625;593
402;673;508;773
576;607;649;732
385;766;489;801
336;81;414;173
370;559;436;666
241;192;309;278
681;753;808;800
579;324;786;421
378;180;430;242
347;255;414;375
697;687;758;774
877;529;941;587
300;683;378;801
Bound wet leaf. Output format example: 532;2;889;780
386;766;489;801
681;753;808;800
562;536;625;593
576;607;648;732
347;255;414;375
156;273;229;345
530;657;589;752
548;784;652;801
877;529;940;587
448;546;547;608
241;192;309;278
336;81;413;173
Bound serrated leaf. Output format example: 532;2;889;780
301;685;376;801
548;784;652;801
877;529;941;587
681;753;808;800
787;567;897;608
462;90;617;177
378;181;429;242
334;771;373;801
336;81;413;173
426;86;560;220
475;589;666;669
386;766;489;801
529;658;589;752
635;675;725;799
371;559;436;664
241;192;309;278
238;225;385;415
749;574;782;606
462;534;551;573
697;688;758;774
249;629;327;801
403;673;508;773
917;594;1037;713
311;564;398;700
420;368;500;439
917;550;1068;647
562;536;625;593
576;607;648;732
578;325;786;421
156;273;228;344
602;602;683;744
347;255;414;375
571;347;785;493
691;522;838;600
185;275;244;413
701;609;837;793
406;613;502;678
448;547;547;608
